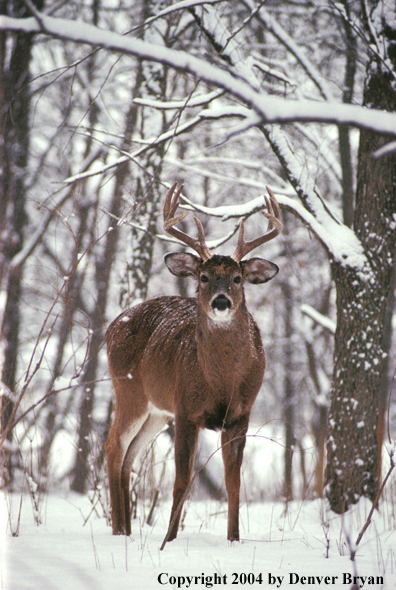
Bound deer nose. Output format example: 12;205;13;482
212;294;231;311
215;276;231;292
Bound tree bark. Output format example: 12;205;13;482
337;0;357;228
0;0;44;484
119;0;169;309
326;6;396;510
282;278;295;501
70;91;142;493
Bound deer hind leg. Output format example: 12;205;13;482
120;408;171;534
221;417;249;542
166;417;199;543
106;412;148;535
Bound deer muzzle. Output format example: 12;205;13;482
212;294;232;312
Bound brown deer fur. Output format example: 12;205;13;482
105;184;282;544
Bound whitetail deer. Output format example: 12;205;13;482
105;183;282;545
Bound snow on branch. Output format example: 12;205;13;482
61;115;204;184
106;204;239;250
165;156;289;196
251;3;334;101
157;227;239;250
176;2;368;272
1;13;396;135
186;156;287;185
301;304;336;334
179;182;367;273
250;52;298;90
180;194;267;220
133;89;224;109
62;104;269;185
132;0;226;32
258;125;368;271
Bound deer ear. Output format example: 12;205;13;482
241;257;279;284
164;252;201;279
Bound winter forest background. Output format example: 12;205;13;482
1;0;396;577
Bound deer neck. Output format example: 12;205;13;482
196;303;252;390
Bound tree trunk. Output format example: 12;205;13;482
283;285;295;501
0;0;44;484
282;257;295;501
338;0;357;228
70;94;141;493
38;209;88;478
326;10;396;510
70;44;147;492
119;14;168;309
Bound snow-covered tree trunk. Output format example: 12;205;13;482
326;1;396;511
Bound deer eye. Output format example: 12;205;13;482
233;276;242;284
201;274;209;283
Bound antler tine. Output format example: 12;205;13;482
193;216;213;261
263;186;282;231
163;182;213;262
164;182;184;223
232;186;282;263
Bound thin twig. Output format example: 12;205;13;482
351;368;396;560
351;453;395;560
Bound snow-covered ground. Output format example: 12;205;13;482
1;427;395;589
2;489;396;589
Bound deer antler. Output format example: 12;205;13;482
164;182;213;262
231;186;282;263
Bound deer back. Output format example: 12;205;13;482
106;255;269;431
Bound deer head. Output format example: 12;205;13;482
163;182;282;326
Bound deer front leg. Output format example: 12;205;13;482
221;417;249;542
166;417;199;543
